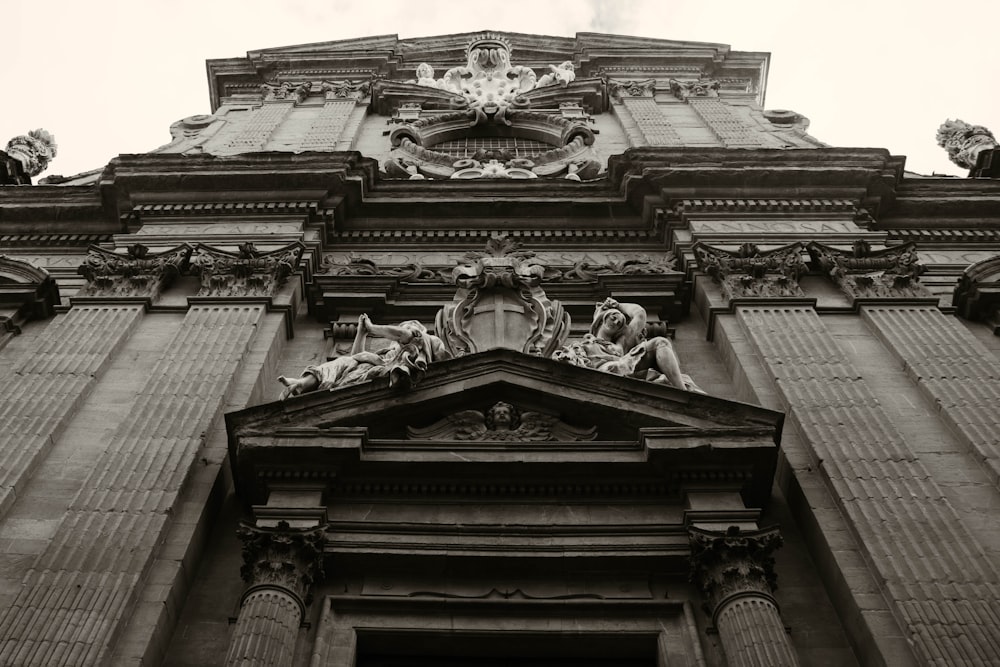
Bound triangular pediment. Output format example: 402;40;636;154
227;350;782;506
230;349;780;438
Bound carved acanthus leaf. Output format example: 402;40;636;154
807;241;931;300
689;525;783;618
562;254;678;281
77;243;191;299
190;241;304;297
407;402;597;441
319;254;443;281
694;242;808;299
237;521;325;606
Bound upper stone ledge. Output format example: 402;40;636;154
208;31;766;112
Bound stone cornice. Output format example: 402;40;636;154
608;148;906;218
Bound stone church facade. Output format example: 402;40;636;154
1;31;999;667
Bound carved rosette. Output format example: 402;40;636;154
77;243;191;299
190;241;304;297
5;129;58;177
669;79;720;100
608;79;656;100
237;521;326;609
435;236;569;357
689;525;782;619
808;240;931;300
694;242;808;299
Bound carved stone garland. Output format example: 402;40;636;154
689;526;800;667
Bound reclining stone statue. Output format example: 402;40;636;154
554;298;703;392
279;313;450;399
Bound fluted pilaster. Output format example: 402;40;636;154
609;80;681;147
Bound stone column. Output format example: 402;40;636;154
608;80;681;147
670;80;764;148
225;522;325;667
689;526;799;667
695;241;1000;666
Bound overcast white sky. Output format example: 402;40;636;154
4;0;998;178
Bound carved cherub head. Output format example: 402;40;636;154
416;63;435;80
485;401;520;431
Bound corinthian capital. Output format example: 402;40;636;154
260;81;312;104
694;242;807;299
669;79;720;100
807;240;931;300
608;79;656;100
237;521;325;608
689;525;783;619
5;129;57;178
190;241;304;297
321;79;372;100
77;243;191;299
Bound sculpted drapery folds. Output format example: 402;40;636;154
554;298;703;392
279;313;450;399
